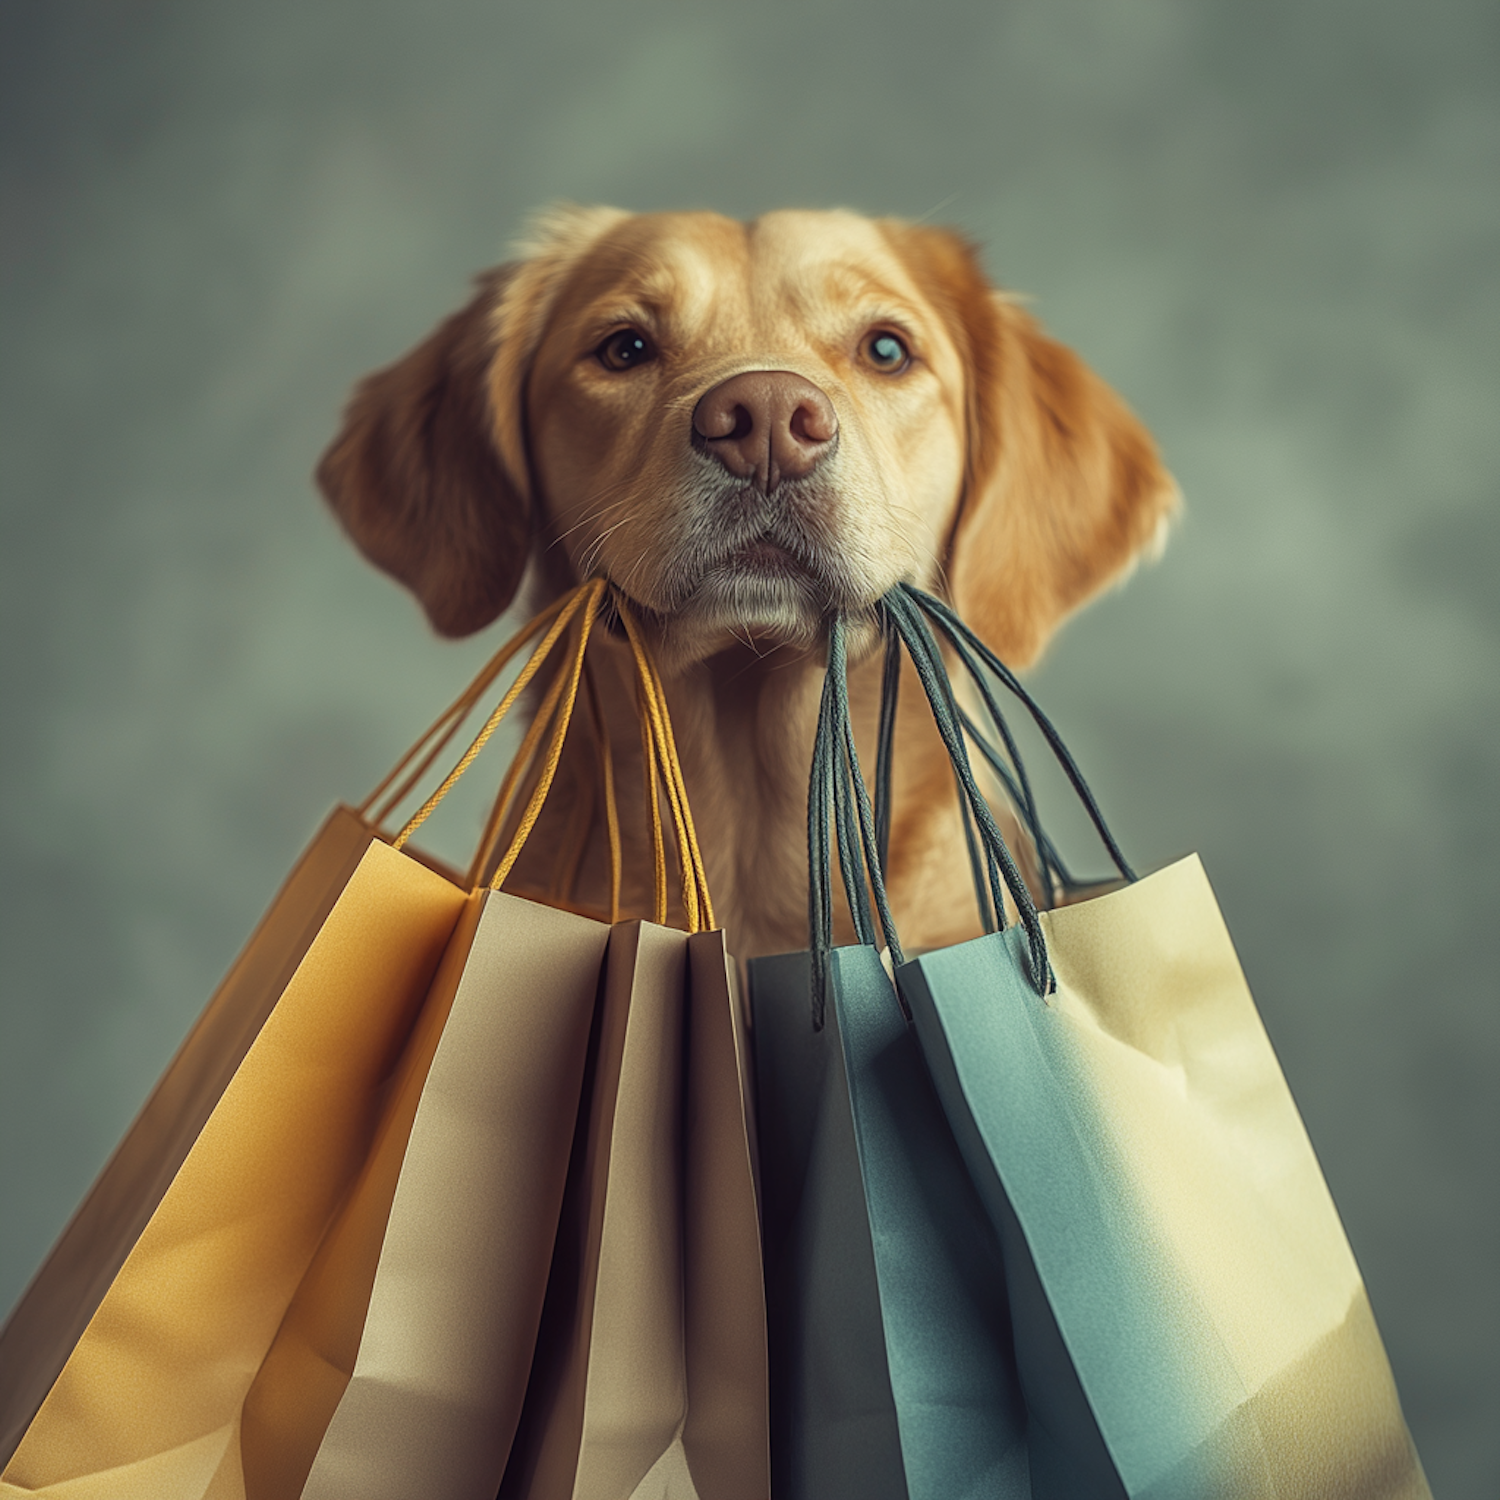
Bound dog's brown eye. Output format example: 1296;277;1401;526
597;328;656;371
863;330;910;373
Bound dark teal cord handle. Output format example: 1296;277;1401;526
903;585;1136;884
805;587;1135;1020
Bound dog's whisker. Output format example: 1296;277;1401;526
548;487;638;551
577;513;639;578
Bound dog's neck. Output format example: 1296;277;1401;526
507;632;1028;960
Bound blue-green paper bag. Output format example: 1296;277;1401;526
900;867;1429;1500
749;945;1030;1500
877;585;1430;1500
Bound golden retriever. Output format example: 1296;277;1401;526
318;206;1177;958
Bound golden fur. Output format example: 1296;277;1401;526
318;207;1178;958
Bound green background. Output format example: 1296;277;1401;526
2;1;1495;1490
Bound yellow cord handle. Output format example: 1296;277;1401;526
486;585;602;891
584;658;623;925
463;632;580;891
615;599;715;932
389;582;601;851
360;590;575;827
365;578;712;932
636;664;669;925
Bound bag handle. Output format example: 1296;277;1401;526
537;659;621;917
389;581;604;856
617;597;715;933
874;590;1052;992
462;622;607;900
811;587;1134;1008
359;589;578;830
806;614;904;1025
900;584;1135;886
479;584;712;930
366;580;713;933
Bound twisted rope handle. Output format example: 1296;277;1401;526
811;587;1132;1010
878;591;1052;995
365;580;712;932
806;615;902;1026
903;585;1135;884
360;590;576;829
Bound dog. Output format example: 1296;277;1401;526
317;206;1177;959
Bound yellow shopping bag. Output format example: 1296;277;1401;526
0;585;648;1499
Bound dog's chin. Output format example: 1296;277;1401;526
625;545;894;670
692;558;823;635
643;573;821;669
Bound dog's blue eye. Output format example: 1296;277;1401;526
597;329;655;371
865;331;910;372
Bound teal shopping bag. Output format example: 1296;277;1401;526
748;620;1030;1500
875;586;1431;1500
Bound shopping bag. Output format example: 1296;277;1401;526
509;918;696;1499
876;586;1432;1498
0;839;470;1499
306;596;767;1500
748;618;1030;1500
679;927;767;1500
0;584;621;1499
499;926;768;1500
286;891;610;1500
0;804;375;1468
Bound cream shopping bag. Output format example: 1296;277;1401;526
301;593;768;1500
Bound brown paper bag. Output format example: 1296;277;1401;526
679;929;769;1500
0;805;376;1468
493;920;767;1500
524;919;695;1499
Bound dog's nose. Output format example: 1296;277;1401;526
692;370;838;492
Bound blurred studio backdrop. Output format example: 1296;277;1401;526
3;0;1497;1491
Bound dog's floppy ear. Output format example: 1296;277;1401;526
317;204;627;637
316;267;528;637
888;224;1179;667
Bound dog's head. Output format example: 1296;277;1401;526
319;205;1177;666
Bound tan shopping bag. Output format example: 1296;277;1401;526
679;928;768;1500
307;602;768;1500
294;893;612;1500
0;586;614;1500
501;924;768;1500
